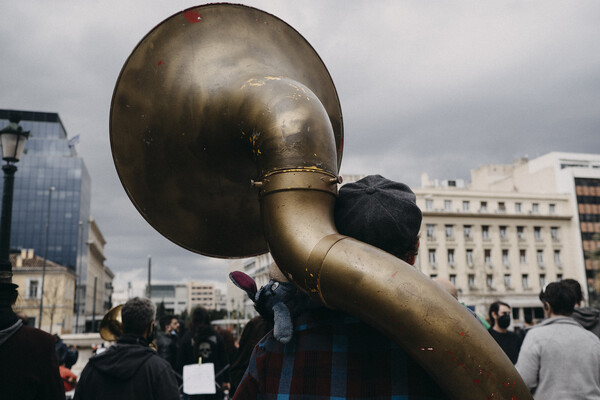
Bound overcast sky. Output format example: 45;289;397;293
1;1;599;295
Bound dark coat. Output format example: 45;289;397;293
0;308;65;400
156;330;179;371
178;327;230;400
73;333;179;400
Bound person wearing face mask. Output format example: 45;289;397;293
487;300;523;364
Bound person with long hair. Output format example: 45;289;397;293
179;306;230;399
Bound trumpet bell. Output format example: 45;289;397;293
110;4;343;258
99;304;123;342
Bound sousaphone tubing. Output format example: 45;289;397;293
110;4;531;399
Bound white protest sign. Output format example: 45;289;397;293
183;363;216;395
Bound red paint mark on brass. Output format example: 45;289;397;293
184;10;202;23
460;331;466;336
158;61;163;66
473;379;480;384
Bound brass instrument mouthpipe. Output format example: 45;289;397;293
244;78;531;400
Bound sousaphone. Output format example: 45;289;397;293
110;4;531;399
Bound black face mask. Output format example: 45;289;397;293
497;314;511;329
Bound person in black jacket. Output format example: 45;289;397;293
74;297;179;400
157;314;180;371
0;280;64;400
179;306;230;399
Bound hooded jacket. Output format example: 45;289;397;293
572;306;600;339
516;316;600;399
73;333;179;400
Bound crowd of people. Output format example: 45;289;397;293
2;175;600;399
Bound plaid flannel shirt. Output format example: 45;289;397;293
233;307;448;400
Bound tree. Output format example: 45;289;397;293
156;300;166;326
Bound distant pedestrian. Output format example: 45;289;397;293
74;297;180;400
487;300;522;364
0;279;64;400
179;306;230;399
157;314;180;370
516;280;600;399
564;278;600;339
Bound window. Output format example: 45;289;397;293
444;200;452;211
484;249;492;266
517;226;525;240
539;274;546;288
448;249;455;266
520;249;527;264
522;274;529;289
480;201;488;212
504;274;512;288
28;279;39;299
499;226;507;239
557;273;563;281
498;202;506;212
428;249;437;266
515;202;522;213
426;224;436;239
486;274;494;288
464;225;472;239
449;274;457;285
549;204;556;214
554;250;562;267
482;225;490;240
466;249;474;266
551;227;559;241
502;249;510;267
426;199;433;211
534;226;542;240
532;203;539;214
537;250;544;266
445;224;454;239
463;201;470;211
468;274;476;289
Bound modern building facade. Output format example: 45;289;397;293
0;109;91;271
149;283;188;315
0;109;111;332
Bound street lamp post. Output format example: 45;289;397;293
38;186;55;329
0;113;30;286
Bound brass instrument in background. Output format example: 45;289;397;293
99;304;158;350
99;304;123;342
109;4;532;399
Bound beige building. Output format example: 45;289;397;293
415;173;578;324
187;281;226;312
11;249;76;334
469;152;600;304
77;218;114;332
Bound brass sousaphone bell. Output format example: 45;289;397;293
110;4;532;399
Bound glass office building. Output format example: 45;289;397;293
0;109;91;280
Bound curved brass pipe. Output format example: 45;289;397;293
241;78;531;399
109;5;532;399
